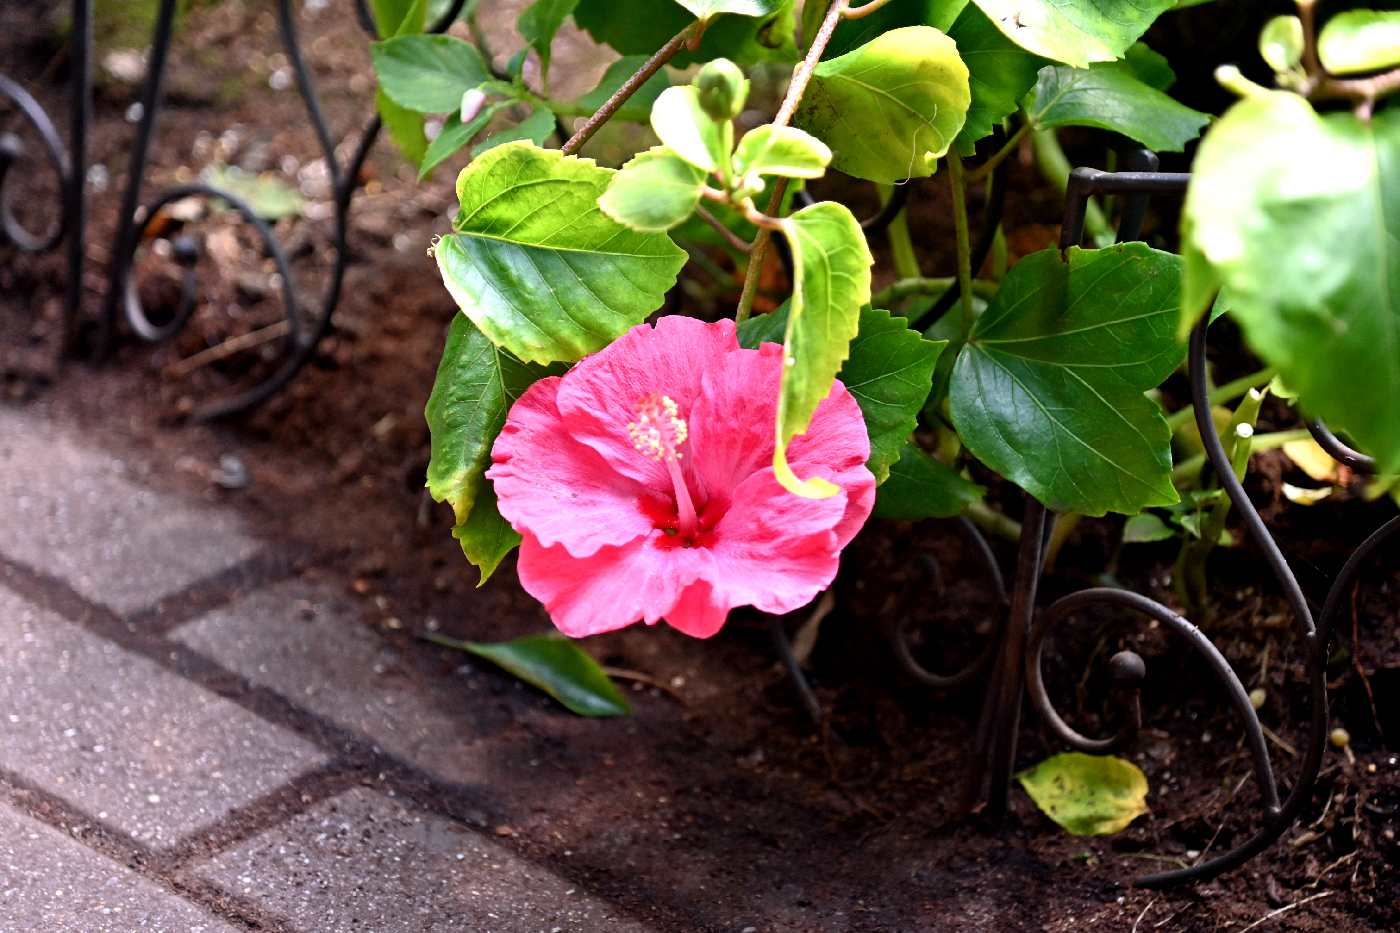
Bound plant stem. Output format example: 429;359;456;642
964;500;1022;543
1177;390;1264;618
561;21;698;156
1168;428;1309;486
948;150;975;336
1298;0;1321;78
1042;512;1081;573
735;0;850;324
966;120;1032;185
1164;366;1277;433
775;1;849;127
1033;128;1113;246
694;205;753;253
843;0;895;18
734;179;788;325
879;184;922;280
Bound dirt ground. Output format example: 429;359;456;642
3;1;1398;930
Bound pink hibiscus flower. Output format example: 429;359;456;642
486;315;876;639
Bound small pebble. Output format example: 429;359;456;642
212;454;250;489
1368;763;1377;774
1249;688;1267;710
1330;727;1351;748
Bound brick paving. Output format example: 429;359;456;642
0;804;238;932
0;408;260;614
0;404;654;932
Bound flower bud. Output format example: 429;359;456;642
695;59;748;122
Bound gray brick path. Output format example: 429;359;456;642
0;408;260;614
195;787;650;933
0;803;237;932
0;585;329;850
0;401;657;932
170;579;494;786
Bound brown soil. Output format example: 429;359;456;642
3;2;1398;930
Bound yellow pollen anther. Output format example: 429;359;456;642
628;393;688;462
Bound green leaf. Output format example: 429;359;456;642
518;0;581;77
471;108;556;157
418;102;503;179
795;26;970;185
650;86;729;174
372;0;426;37
576;55;671;119
839;308;945;482
1318;10;1400;76
741;304;945;482
371;34;491;113
436;142;687;365
1122;511;1174;543
949;244;1187;516
1123;40;1175;90
873;444;985;519
949;3;1051;155
969;0;1176;68
823;0;968;60
734;301;789;349
600;146;706;232
205;164;304;221
675;0;782;21
424;313;556;518
572;0;798;67
428;633;632;716
377;88;428;166
1258;15;1304;75
451;482;523;583
1029;59;1210;152
1017;752;1149;835
773;201;874;497
732;124;831;179
1181;93;1400;474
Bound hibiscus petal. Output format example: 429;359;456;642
687;342;781;503
784;380;876;549
488;377;657;557
702;467;847;616
517;531;717;638
556;316;740;488
664;580;730;639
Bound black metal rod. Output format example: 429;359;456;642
1190;318;1315;640
1306;418;1376;474
0;75;69;251
280;0;343;187
861;180;908;234
64;0;92;352
1130;315;1338;888
983;495;1046;825
98;0;180;354
194;116;381;420
1061;165;1190;251
768;614;823;723
1114;150;1159;245
119;183;300;345
886;517;1008;689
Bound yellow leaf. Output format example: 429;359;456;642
1017;752;1149;836
1282;438;1340;483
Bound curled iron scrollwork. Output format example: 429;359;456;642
872;156;1398;887
96;0;466;419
